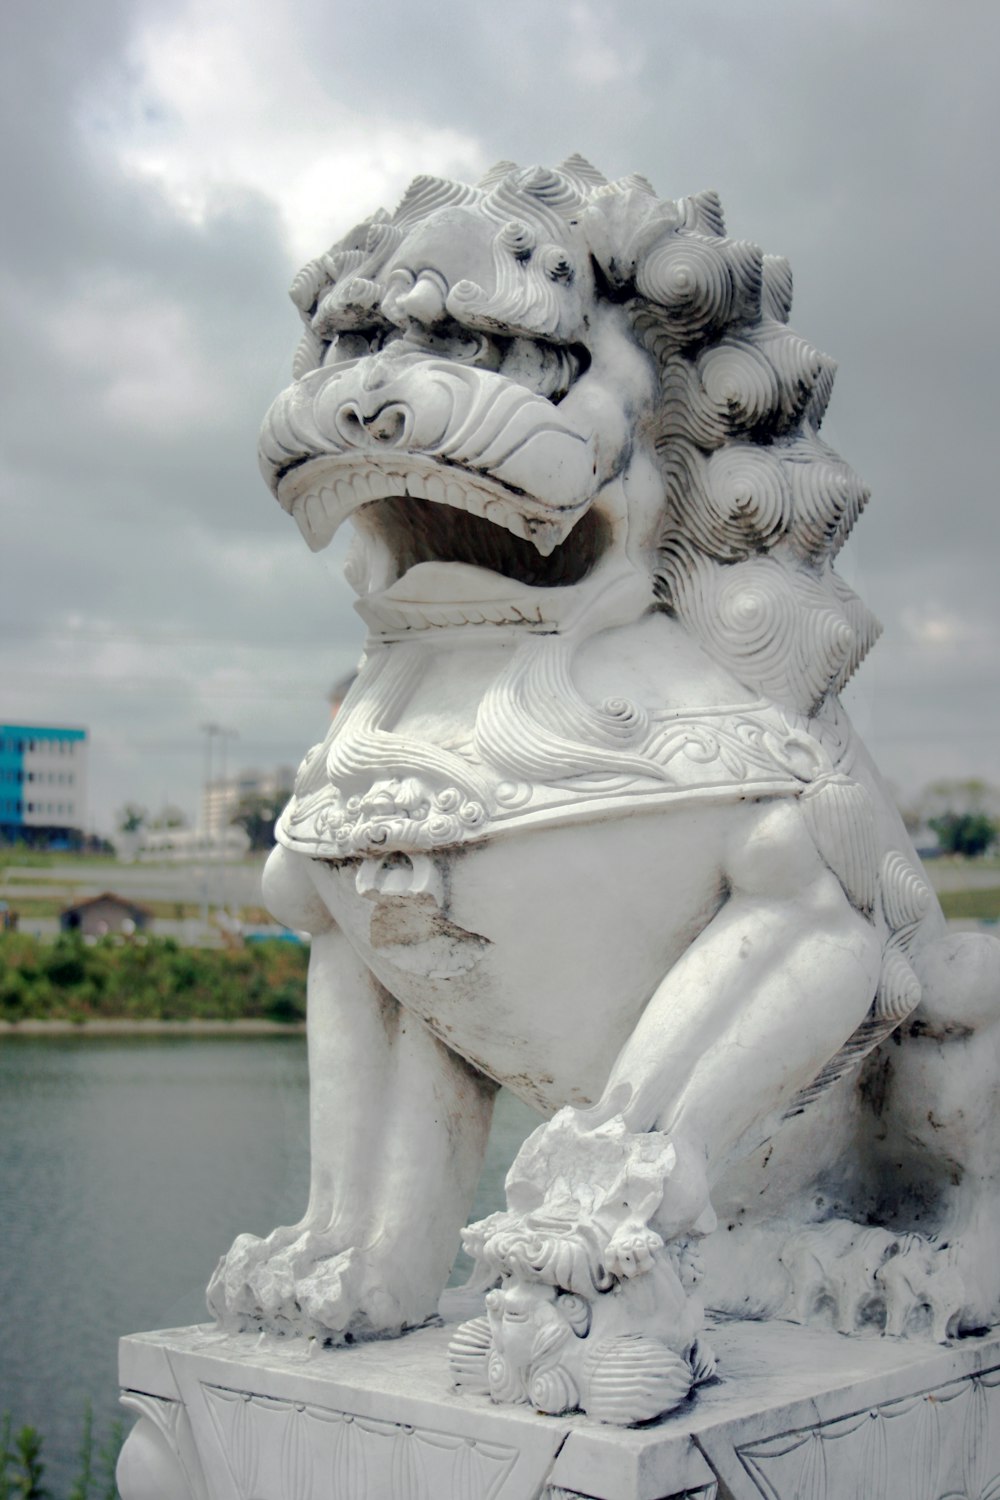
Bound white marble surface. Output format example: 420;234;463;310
186;152;1000;1430
119;1314;1000;1499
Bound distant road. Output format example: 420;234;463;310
922;859;1000;893
0;1018;304;1035
1;857;267;906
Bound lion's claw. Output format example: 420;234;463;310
605;1224;663;1279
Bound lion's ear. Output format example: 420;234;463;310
581;186;678;292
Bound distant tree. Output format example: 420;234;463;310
928;812;998;859
230;793;281;852
916;779;1000;857
116;803;147;835
150;805;187;830
920;778;1000;822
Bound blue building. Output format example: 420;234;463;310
0;724;88;847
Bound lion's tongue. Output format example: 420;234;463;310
379;562;529;604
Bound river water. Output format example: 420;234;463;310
0;1034;540;1495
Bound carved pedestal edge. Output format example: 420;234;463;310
117;1320;1000;1500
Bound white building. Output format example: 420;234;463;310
201;767;295;840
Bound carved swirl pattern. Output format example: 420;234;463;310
781;442;868;558
696;338;782;436
393;174;478;228
201;1384;518;1500
483;165;585;241
881;849;933;937
870;849;931;1024
875;947;923;1023
635;233;737;340
661;547;857;715
751;323;828;427
701;443;791;552
665;440;792;561
761;252;793;322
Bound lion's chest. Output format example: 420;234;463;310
310;806;726;1112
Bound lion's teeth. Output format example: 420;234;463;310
526;519;560;555
483;497;510;532
424;474;447;504
405;471;427;499
445;480;467;511
302;493;326;542
351;469;374;501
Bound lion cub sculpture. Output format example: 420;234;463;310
207;156;1000;1426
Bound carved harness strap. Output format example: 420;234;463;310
278;696;832;861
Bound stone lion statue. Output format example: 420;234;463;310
207;156;1000;1426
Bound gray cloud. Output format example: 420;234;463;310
2;0;997;832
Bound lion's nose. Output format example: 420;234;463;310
338;402;408;447
394;275;446;328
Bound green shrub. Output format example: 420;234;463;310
0;933;307;1022
43;939;87;989
0;1406;123;1500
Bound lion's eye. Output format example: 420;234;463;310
312;277;389;341
498;339;589;404
321;332;376;367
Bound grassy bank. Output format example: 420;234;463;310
938;887;1000;921
0;932;307;1024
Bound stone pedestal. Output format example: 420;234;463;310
118;1299;1000;1500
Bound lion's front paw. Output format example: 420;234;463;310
206;1223;346;1331
206;1228;274;1322
605;1223;663;1279
295;1249;419;1339
207;1227;434;1343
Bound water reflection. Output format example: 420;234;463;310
0;1035;538;1494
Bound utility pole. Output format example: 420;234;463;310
200;723;219;929
218;726;237;919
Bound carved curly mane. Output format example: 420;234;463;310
606;179;881;718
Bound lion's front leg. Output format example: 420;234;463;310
454;799;882;1423
603;799;883;1184
208;854;497;1341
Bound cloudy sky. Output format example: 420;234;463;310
2;0;997;835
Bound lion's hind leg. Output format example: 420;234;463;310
864;929;1000;1333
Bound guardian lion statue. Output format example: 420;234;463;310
207;156;1000;1426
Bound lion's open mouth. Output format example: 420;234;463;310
277;452;612;628
353;494;604;590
